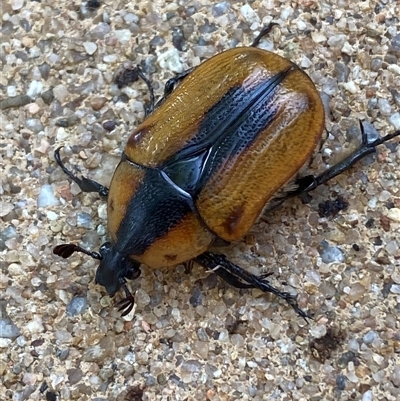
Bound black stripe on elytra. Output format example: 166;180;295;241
161;66;295;196
113;166;195;256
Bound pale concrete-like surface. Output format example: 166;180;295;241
1;1;400;400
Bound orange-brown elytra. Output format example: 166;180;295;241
53;24;400;319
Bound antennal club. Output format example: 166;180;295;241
53;244;102;260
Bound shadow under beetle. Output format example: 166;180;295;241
53;24;400;320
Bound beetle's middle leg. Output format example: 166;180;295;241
194;252;311;321
54;147;109;197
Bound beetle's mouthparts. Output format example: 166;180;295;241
114;284;135;316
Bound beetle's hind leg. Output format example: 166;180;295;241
194;252;311;322
54;147;109;197
293;122;400;197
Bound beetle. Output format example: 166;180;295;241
53;24;400;319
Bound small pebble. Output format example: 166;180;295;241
26;317;44;334
390;34;400;54
37;185;59;208
180;360;202;384
390;285;400;295
212;2;230;17
388;64;400;75
157;48;183;73
103;54;118;63
12;0;24;11
378;98;392;116
23;372;37;386
0;303;21;339
345;283;366;302
334;62;350;82
342;81;358;94
361;390;373;401
83;42;97;55
301;56;312;69
337;351;356;368
319;241;345;263
296;19;307;31
240;4;260;24
66;296;88;316
385;240;398;255
26;118;44;133
7;86;17;97
90;96;107;111
0;95;32;110
135;289;151;306
309;325;327;339
157;373;167;385
304;270;322;286
90;22;111;39
388;112;400;129
102;120;116;131
327;34;346;48
53;85;69;102
26;80;43;98
280;6;294;21
27;103;41;114
189;287;203;307
0;202;13;217
123;13;139;24
370;57;382;72
192;340;208;359
391;365;400;387
67;368;83;385
386;208;400;222
363;330;378;345
114;29;131;44
341;41;354;56
336;375;347;391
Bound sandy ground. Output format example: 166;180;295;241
1;0;400;400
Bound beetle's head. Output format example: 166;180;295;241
95;242;141;296
53;241;141;316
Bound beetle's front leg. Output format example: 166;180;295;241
194;252;311;322
54;147;109;197
293;122;400;196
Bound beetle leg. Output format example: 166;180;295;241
289;123;400;198
136;68;155;116
54;147;109;197
251;23;280;47
195;252;311;321
183;259;194;274
154;68;195;109
163;68;194;97
113;65;155;116
204;263;253;289
306;123;400;191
